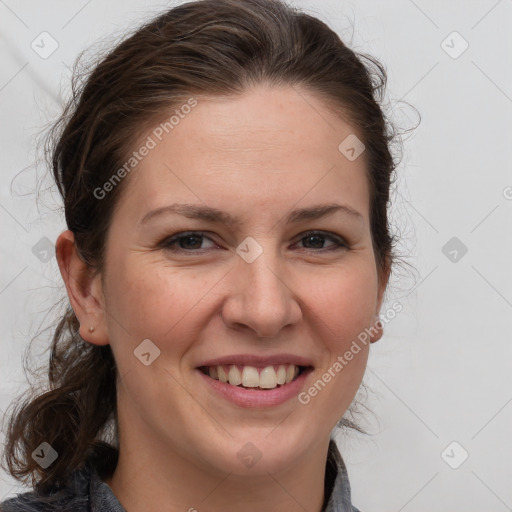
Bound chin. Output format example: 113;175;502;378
206;430;310;476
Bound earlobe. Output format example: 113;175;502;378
55;230;110;346
369;316;384;343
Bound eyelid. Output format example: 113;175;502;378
297;230;348;248
159;230;349;253
159;231;219;251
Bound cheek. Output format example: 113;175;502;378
307;261;378;344
296;265;375;422
104;260;207;367
104;251;378;375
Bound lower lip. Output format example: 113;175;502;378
197;368;313;408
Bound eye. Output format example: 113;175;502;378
159;230;348;254
160;232;218;253
294;231;348;252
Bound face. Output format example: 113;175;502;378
84;85;387;476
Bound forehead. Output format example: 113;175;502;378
116;85;370;225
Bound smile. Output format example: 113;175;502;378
198;364;309;390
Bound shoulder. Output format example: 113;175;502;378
0;492;90;512
0;464;92;512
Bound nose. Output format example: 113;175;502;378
220;246;302;338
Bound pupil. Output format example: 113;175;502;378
181;235;201;249
306;235;323;248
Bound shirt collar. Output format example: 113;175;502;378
323;438;360;512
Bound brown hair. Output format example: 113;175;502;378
2;0;406;495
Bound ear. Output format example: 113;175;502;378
55;230;109;345
370;259;392;344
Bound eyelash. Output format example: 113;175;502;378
159;230;349;254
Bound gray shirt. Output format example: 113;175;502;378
1;440;361;511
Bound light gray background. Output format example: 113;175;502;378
1;1;511;510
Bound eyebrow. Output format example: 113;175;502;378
140;202;364;228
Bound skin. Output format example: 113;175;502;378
56;84;390;512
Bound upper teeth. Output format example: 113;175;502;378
207;364;300;389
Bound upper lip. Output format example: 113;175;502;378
197;353;314;368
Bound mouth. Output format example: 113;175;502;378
197;364;312;390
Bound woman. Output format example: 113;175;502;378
1;0;402;510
